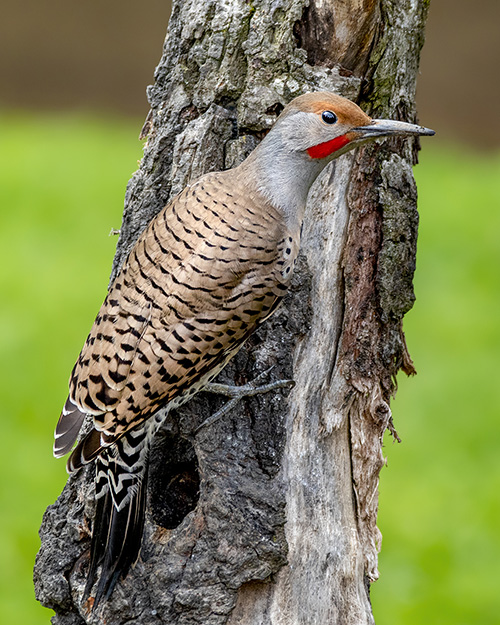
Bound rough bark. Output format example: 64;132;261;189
34;1;429;623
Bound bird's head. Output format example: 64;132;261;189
242;91;434;221
274;92;435;162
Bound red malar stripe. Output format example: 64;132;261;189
307;135;350;159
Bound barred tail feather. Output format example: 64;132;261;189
83;426;150;610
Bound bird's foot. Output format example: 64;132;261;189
196;367;294;432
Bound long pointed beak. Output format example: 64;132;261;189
353;119;435;139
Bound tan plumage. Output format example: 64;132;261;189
53;91;434;607
57;168;296;468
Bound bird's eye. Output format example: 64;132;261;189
321;110;338;125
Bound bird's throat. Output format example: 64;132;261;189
307;134;350;159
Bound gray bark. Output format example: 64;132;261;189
34;1;429;623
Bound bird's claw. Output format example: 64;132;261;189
196;366;294;432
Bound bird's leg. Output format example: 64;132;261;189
204;366;294;398
196;367;294;432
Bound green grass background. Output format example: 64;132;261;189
0;114;498;623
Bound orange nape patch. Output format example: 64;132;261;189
307;134;350;159
288;93;372;128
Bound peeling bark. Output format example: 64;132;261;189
34;1;430;623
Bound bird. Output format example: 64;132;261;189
53;91;434;608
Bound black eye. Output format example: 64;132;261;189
321;110;337;125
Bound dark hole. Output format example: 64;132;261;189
265;102;284;117
292;19;303;48
218;96;237;112
147;431;200;529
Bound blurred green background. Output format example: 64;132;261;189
1;1;499;624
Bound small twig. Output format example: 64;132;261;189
387;416;402;443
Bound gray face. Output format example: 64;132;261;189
273;109;356;155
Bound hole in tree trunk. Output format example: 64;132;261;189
147;430;200;530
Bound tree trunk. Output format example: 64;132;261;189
34;1;429;623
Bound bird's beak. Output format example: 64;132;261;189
352;119;435;139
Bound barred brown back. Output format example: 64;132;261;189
58;167;298;461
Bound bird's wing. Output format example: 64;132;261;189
55;170;293;464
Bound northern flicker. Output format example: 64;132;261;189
53;92;434;607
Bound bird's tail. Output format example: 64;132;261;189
83;424;151;609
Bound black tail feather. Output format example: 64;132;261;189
94;466;148;608
82;489;111;601
83;436;150;611
68;428;104;472
53;397;86;458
